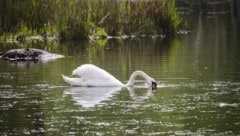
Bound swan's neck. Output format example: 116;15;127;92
126;71;154;87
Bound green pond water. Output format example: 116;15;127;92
1;3;240;136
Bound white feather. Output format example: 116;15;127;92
62;64;156;87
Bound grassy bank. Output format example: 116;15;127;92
0;0;181;42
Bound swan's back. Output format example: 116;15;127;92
73;64;111;79
70;64;123;86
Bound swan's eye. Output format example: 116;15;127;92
152;81;157;90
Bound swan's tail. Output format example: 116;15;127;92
62;75;82;86
62;75;72;85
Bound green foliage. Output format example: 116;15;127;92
145;0;181;36
164;0;182;34
90;27;108;40
59;18;90;41
0;0;181;41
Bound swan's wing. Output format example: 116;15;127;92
73;64;109;79
62;75;123;87
72;64;123;86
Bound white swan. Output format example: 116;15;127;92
62;64;157;89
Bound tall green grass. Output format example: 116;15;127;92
0;0;181;41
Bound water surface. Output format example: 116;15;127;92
1;2;240;135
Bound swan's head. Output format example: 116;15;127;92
147;78;157;90
151;81;157;90
128;71;157;89
144;76;157;89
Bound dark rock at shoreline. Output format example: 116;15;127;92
1;48;41;61
0;48;64;61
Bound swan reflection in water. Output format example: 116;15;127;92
63;87;121;108
63;86;155;108
127;87;155;102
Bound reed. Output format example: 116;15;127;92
0;0;181;41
